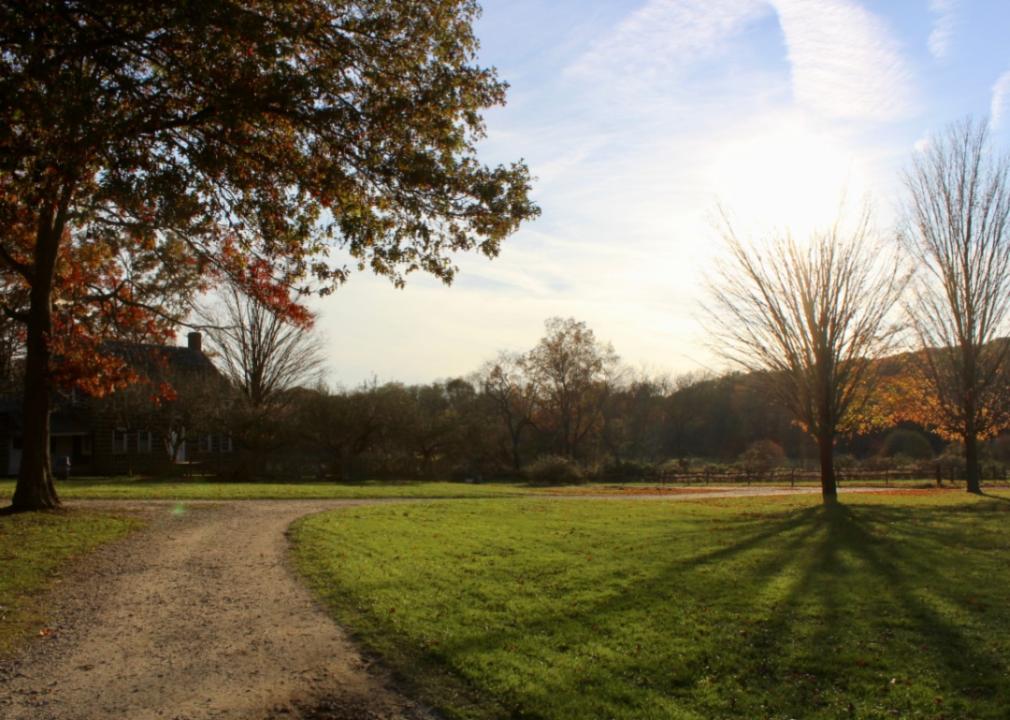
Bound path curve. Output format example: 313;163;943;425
0;487;901;719
0;499;428;720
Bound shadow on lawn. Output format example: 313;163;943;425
755;505;1003;707
434;499;1010;717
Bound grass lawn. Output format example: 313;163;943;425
0;509;139;657
291;490;1010;720
0;477;965;504
0;478;534;502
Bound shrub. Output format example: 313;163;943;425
834;453;858;469
601;458;657;482
740;440;786;478
524;455;584;485
880;429;934;459
658;458;688;478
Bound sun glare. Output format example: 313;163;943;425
709;120;869;239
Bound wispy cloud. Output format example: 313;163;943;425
565;0;768;86
992;69;1010;131
770;0;914;121
928;0;958;60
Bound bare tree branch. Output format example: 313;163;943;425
705;205;906;503
901;117;1010;493
198;283;325;408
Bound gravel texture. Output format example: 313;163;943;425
0;499;432;720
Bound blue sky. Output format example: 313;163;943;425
312;0;1010;387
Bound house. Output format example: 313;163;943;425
0;332;235;476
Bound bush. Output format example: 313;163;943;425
834;453;858;470
524;455;584;485
658;458;689;478
880;429;934;460
740;440;786;478
600;458;657;482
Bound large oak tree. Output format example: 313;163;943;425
0;1;538;511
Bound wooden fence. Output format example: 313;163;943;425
643;464;1010;487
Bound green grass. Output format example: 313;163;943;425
291;491;1010;720
0;476;966;504
0;478;534;501
0;509;139;656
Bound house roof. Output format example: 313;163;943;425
103;341;218;377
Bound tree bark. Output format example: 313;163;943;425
10;256;60;509
817;433;838;504
9;195;66;512
964;431;982;494
510;430;522;472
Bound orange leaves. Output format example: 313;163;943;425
862;353;1010;441
216;248;314;329
46;318;138;397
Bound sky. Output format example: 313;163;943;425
309;0;1010;388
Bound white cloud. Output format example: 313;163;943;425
928;0;958;60
770;0;914;121
569;0;915;123
565;0;768;86
992;70;1010;131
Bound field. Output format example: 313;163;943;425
0;510;139;657
0;475;965;504
0;478;533;501
292;490;1010;720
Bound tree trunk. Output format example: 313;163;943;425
817;433;837;504
964;431;982;494
10;271;58;510
8;196;66;512
510;430;522;472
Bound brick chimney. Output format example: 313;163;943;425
187;331;202;353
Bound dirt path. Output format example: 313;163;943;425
0;499;430;720
0;487;899;720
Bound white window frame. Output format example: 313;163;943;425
136;430;153;454
220;435;233;453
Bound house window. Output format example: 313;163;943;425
220;435;233;453
198;434;212;453
137;431;153;454
112;429;129;455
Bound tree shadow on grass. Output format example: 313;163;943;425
724;503;1009;717
425;501;1010;718
980;491;1010;503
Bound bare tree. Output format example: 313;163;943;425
479;352;539;471
707;209;905;503
199;283;325;408
902;118;1010;494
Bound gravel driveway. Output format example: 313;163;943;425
0;499;431;720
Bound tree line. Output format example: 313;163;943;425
190;308;983;487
